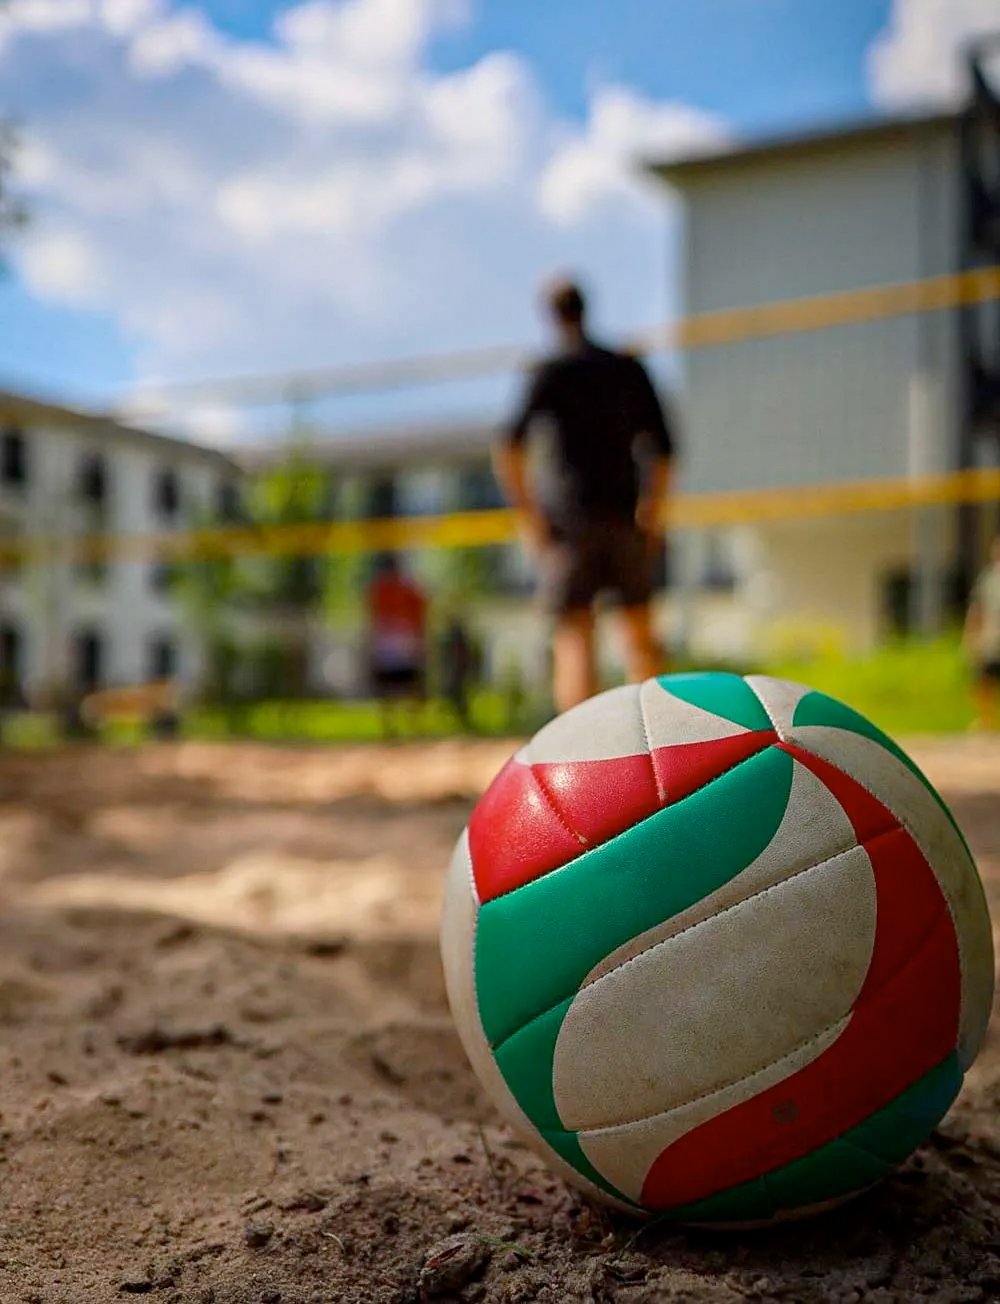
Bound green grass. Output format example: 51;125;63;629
185;686;533;743
0;711;63;749
764;634;976;736
0;637;980;749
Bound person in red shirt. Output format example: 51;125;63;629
366;554;428;736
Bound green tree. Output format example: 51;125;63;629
177;449;353;703
172;539;243;704
321;473;367;624
246;450;327;696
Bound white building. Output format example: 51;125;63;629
649;105;999;651
0;388;239;704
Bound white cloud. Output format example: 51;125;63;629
2;0;722;408
5;0;93;32
128;8;219;76
19;229;103;302
540;87;727;225
276;0;467;73
171;402;246;447
869;0;1000;108
222;0;472;125
100;0;163;37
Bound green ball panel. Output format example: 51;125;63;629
476;745;794;1050
791;690;963;836
657;671;774;732
540;1129;637;1207
493;998;572;1133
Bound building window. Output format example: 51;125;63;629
455;465;503;512
397;470;445;517
216;478;242;522
148;633;177;681
73;628;104;692
76;453;110;588
0;620;22;705
1;427;27;489
701;533;737;592
153;468;181;520
366;475;397;518
75;553;108;588
150;560;175;595
0;515;22;579
78;452;109;508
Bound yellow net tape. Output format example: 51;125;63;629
3;466;1000;569
126;265;1000;405
5;264;999;568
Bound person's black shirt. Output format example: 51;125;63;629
502;339;675;527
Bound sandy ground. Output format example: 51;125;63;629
0;736;997;1304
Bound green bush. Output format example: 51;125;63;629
765;634;975;736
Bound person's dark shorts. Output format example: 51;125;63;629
372;664;423;696
978;659;1000;684
541;517;653;616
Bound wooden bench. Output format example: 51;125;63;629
80;680;182;737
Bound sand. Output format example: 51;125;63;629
0;736;997;1304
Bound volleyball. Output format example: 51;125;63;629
440;673;995;1224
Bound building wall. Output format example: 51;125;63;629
0;415;234;700
664;123;964;652
739;512;952;652
677;123;962;494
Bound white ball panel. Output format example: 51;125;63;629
552;845;876;1132
581;758;857;987
577;1016;848;1204
743;675;812;734
639;676;753;749
519;684;646;764
790;725;995;1068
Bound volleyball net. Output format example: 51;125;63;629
1;262;1000;714
2;263;999;570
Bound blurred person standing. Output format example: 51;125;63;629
964;535;1000;731
493;278;677;712
439;610;479;732
366;554;428;737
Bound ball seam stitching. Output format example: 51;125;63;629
573;1013;850;1137
744;674;977;1062
481;743;782;909
530;765;589;848
584;835;885;996
782;729;976;1067
570;903;949;1135
637;681;666;805
491;829;893;1054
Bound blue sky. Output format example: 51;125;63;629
210;0;889;126
0;0;991;441
428;1;890;128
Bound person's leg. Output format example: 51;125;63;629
973;668;1000;730
401;694;421;737
378;695;392;738
609;521;664;684
541;531;600;713
618;601;664;684
450;676;473;732
407;670;429;736
553;607;598;712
